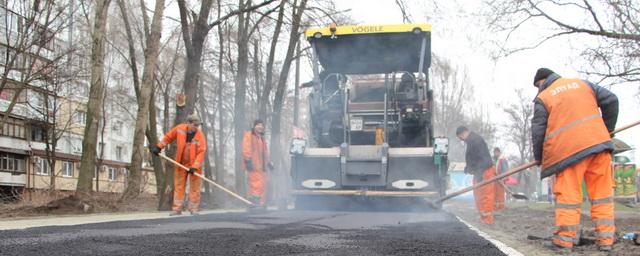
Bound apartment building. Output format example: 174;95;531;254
0;2;156;200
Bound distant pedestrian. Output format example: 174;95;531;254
457;126;496;224
151;114;207;216
493;147;508;210
531;68;618;252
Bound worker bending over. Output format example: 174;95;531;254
456;126;496;225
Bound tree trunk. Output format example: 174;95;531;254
215;5;226;206
175;0;214;124
159;85;174;210
253;39;261;103
147;90;165;197
234;0;252;197
122;0;165;201
258;0;286;119
76;0;112;200
270;0;307;206
197;81;215;206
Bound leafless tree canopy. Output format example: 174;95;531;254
484;0;640;83
501;88;533;165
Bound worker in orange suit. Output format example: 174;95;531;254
456;126;496;225
242;119;273;208
492;147;508;210
151;114;207;216
531;68;618;253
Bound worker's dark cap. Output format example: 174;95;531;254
455;126;469;136
533;68;555;86
253;119;264;126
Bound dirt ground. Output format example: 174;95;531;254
0;191;158;218
447;199;640;255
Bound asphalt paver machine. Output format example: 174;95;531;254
290;23;449;208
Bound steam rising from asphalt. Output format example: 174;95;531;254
293;195;438;213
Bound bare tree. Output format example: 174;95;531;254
269;0;308;206
0;1;70;131
121;0;165;200
233;0;252;196
484;0;640;83
257;0;287;119
501;88;533;165
431;56;473;160
176;0;277;126
76;0;112;200
393;0;413;23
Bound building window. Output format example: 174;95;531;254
61;161;73;177
0;153;26;173
74;110;86;125
72;138;82;154
35;158;49;175
30;124;46;142
112;120;123;136
1;117;26;139
108;167;117;181
115;146;123;161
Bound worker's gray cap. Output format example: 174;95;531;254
186;114;201;125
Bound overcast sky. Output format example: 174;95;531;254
332;0;640;162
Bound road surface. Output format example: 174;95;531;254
0;209;506;255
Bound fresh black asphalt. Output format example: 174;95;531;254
0;209;506;255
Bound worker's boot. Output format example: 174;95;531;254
189;210;200;216
169;210;182;216
542;241;572;254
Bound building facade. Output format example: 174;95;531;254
0;2;156;200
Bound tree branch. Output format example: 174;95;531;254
207;0;278;30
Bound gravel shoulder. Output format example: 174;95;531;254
446;199;640;256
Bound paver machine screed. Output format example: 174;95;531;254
290;23;450;209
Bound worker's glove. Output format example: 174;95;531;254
245;160;254;171
150;145;162;155
187;168;197;175
267;162;274;171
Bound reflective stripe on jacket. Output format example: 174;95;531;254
157;123;207;170
532;74;618;178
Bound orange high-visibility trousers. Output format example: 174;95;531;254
553;151;615;248
473;166;496;224
173;167;202;212
494;181;506;211
248;170;267;205
172;142;202;212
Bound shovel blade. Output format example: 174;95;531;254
511;193;528;200
612;137;632;154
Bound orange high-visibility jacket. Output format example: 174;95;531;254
157;123;207;170
242;130;269;171
534;76;616;178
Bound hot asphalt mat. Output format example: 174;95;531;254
0;210;507;256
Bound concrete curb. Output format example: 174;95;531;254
456;216;524;256
0;209;246;231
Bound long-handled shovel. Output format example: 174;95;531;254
157;153;254;206
434;119;640;205
498;180;528;200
